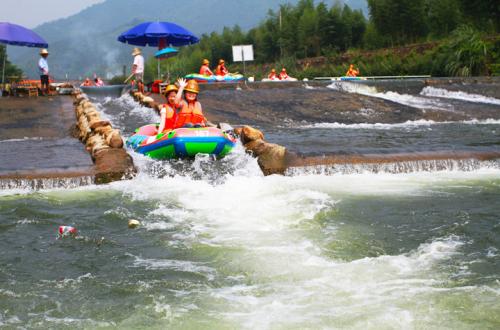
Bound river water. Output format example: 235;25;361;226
1;82;499;329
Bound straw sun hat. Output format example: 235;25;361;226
39;49;49;55
131;48;142;56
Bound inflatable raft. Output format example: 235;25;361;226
126;125;236;159
338;76;366;81
185;73;245;83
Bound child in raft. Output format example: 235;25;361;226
174;78;207;128
157;84;180;133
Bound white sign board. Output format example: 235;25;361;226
232;45;254;62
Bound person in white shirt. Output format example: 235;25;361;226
38;49;50;95
131;47;145;93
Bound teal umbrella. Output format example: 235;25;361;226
154;47;178;59
154;47;178;81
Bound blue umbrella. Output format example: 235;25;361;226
117;21;199;47
118;21;198;79
0;22;48;95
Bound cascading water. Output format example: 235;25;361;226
1;84;499;328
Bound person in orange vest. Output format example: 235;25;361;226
174;78;207;128
345;64;360;77
199;59;214;76
80;78;93;87
215;59;229;76
157;84;180;133
279;67;290;80
268;68;278;80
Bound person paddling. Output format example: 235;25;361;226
345;64;359;77
199;59;214;76
174;78;206;128
157;84;180;133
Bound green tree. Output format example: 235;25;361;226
458;0;499;32
0;45;23;82
368;0;427;44
425;0;462;37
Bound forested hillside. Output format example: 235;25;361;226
145;0;498;80
5;0;367;78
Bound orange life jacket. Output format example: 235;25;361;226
199;65;213;76
216;65;228;76
174;100;206;128
346;68;359;77
279;72;289;80
268;72;277;79
160;103;178;131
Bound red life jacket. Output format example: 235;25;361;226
174;100;206;128
216;65;228;76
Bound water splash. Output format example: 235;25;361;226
327;82;450;110
420;86;500;105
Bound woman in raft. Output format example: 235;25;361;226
345;64;360;77
199;59;214;76
157;84;180;133
174;78;207;128
215;59;229;76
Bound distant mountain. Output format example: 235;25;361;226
9;0;367;79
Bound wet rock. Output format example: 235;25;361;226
245;139;287;175
241;125;264;143
94;149;136;184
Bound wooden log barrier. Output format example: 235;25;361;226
73;91;136;183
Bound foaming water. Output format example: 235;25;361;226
327;81;450;110
421;86;500;105
286;159;500;175
300;118;500;130
94;94;159;133
1;161;499;328
0;137;44;143
0;176;94;191
106;168;500;328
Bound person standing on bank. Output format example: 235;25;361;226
131;47;145;94
38;49;50;95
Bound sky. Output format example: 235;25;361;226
0;0;104;28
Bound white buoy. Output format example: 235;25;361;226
128;219;140;228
